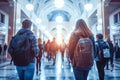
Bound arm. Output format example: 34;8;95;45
30;33;39;57
68;33;79;60
8;37;14;55
89;36;96;58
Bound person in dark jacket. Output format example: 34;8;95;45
114;43;120;58
8;19;39;80
0;44;2;55
3;43;7;55
36;38;43;75
95;33;110;80
68;19;95;80
105;37;114;70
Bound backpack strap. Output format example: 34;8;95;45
96;41;104;60
96;41;110;59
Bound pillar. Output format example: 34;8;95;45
102;1;110;40
8;1;16;44
97;0;110;40
15;2;21;33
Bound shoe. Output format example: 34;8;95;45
36;71;38;75
53;62;55;66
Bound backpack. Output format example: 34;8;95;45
74;37;94;68
97;41;110;59
8;32;34;66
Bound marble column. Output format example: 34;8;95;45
97;0;110;39
8;1;16;44
102;1;110;39
15;2;21;33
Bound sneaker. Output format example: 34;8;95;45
53;62;55;66
36;71;38;75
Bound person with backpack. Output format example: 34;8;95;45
8;19;39;80
68;19;95;80
95;33;110;80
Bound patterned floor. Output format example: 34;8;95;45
0;52;120;80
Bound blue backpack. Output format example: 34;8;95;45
8;32;34;66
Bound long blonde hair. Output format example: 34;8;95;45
75;19;93;38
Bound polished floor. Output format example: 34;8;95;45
0;52;120;80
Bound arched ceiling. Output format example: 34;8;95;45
2;0;88;41
33;0;84;40
47;10;71;22
1;0;119;41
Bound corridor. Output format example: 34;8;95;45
0;52;120;80
0;0;120;80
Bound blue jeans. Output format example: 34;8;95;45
16;63;35;80
73;67;90;80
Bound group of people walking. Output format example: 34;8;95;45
36;37;66;75
8;19;120;80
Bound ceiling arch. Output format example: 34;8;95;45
37;0;81;22
47;10;71;22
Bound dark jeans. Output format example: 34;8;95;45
36;55;42;75
96;58;109;80
61;51;64;62
73;67;90;80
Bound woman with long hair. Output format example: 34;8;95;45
68;19;95;80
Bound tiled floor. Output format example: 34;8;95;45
0;52;120;80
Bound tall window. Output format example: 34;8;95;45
0;12;5;24
114;12;120;24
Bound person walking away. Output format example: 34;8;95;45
114;43;120;59
50;37;59;66
3;43;7;61
0;44;2;55
46;40;51;61
36;38;43;75
95;33;110;80
3;43;7;55
105;37;114;70
68;19;95;80
42;41;46;58
60;39;66;62
8;19;39;80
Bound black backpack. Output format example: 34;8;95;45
74;37;94;68
96;41;110;59
8;32;34;66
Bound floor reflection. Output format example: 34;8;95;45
0;52;120;80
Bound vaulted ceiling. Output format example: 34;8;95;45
28;0;85;40
1;0;119;41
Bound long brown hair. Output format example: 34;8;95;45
75;19;93;38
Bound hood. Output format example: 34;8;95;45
17;29;32;35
